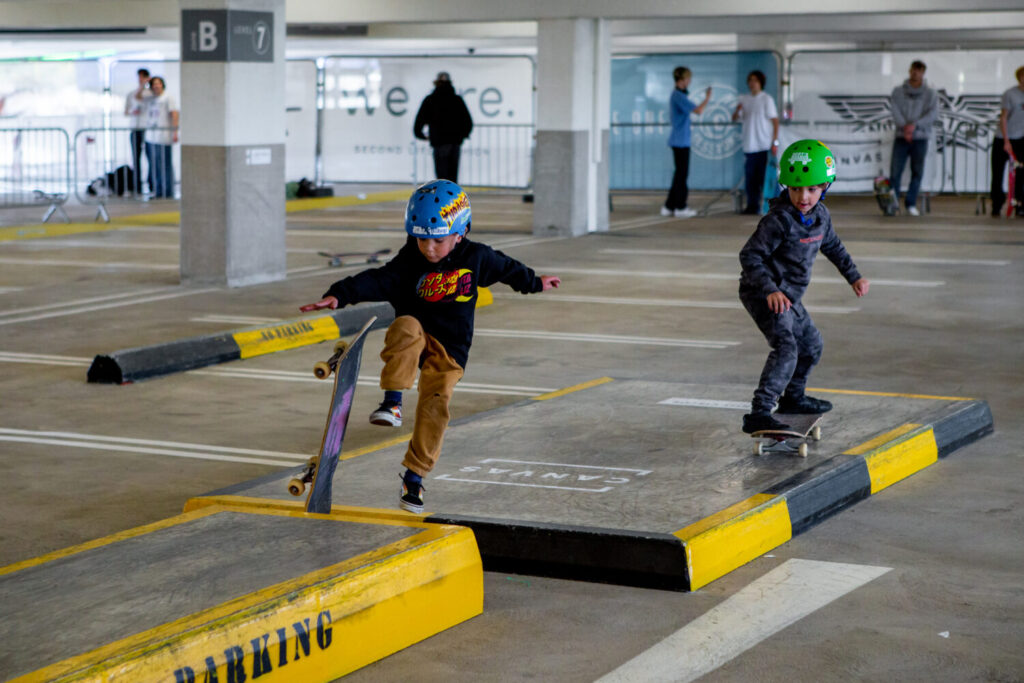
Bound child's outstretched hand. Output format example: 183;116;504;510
766;290;792;314
540;275;561;291
300;296;339;313
851;278;870;298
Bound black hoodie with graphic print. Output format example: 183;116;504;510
739;191;861;305
323;236;541;368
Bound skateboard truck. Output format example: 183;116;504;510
751;413;823;458
288;456;319;497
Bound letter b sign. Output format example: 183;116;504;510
198;21;218;51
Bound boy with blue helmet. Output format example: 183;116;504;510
738;140;870;434
301;180;560;513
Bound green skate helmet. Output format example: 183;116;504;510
779;139;836;187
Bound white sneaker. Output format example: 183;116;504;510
907;206;920;216
674;208;698;218
660;206;672;217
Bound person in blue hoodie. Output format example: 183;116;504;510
662;66;712;219
889;61;940;216
301;180;560;513
739;140;871;434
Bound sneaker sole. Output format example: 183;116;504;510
399;499;424;514
369;414;402;427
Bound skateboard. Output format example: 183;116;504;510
318;248;391;268
873;176;899;216
761;153;779;215
287;316;377;513
1005;152;1022;218
750;412;823;458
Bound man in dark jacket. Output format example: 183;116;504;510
414;72;473;182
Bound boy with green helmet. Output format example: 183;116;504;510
738;139;871;433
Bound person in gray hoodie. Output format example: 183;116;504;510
889;60;939;216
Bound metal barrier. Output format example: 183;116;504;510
0;127;71;222
73;126;179;221
411;123;534;189
609;121;745;192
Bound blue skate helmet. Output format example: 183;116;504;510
404;180;471;238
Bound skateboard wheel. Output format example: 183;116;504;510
287;478;305;496
313;361;331;380
754;441;763;456
798;442;809;458
333;340;349;354
811;425;821;441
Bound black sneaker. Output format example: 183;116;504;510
399;475;424;514
777;394;833;414
742;413;791;434
370;400;402;427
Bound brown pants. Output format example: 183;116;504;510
380;316;464;476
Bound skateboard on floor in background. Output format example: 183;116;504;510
873;176;899;216
1005;152;1022;218
287;316;376;513
750;412;823;458
318;248;391;268
761;153;779;215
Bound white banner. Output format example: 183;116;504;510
319;56;534;186
790;49;1024;193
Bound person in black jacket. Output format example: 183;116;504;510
414;72;473;183
301;180;560;513
739;140;870;434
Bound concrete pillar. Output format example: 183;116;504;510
179;0;286;287
533;18;610;237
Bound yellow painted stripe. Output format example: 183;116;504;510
234;316;341;359
0;191;409;243
807;387;973;401
0;507;221;578
675;494;792;591
862;427;939;495
15;511;482;683
341;434;411;461
284;189;409;213
184;496;428;523
843;423;922;456
476;286;494;308
531;376;614;401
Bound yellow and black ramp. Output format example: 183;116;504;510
0;504;482;682
185;380;993;592
86;303;393;384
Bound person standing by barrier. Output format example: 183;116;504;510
124;68;151;195
145;76;179;199
662;66;711;219
732;70;779;215
990;66;1024;218
414;72;473;183
888;60;939;217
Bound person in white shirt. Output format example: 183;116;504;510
144;76;179;199
990;66;1024;217
123;68;151;195
732;70;780;215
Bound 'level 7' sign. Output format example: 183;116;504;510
182;9;274;63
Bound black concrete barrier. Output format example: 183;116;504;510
87;302;394;384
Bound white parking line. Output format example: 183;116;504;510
475;328;740;349
537;266;944;287
0;427;308;467
600;248;1011;267
492;292;861;315
0;352;553;396
0;256;177;270
597;559;891;683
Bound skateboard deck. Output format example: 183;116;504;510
318;248;391;268
873;176;899;216
750;412;823;457
761;153;779;215
287;316;376;513
1005;152;1021;218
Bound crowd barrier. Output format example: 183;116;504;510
411;123;534;189
0;127;71;222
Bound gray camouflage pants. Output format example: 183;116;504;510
740;289;824;414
